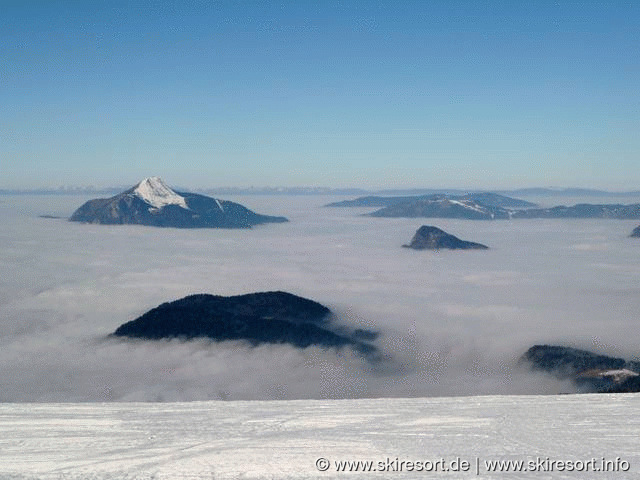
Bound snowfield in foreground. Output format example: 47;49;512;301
1;394;639;479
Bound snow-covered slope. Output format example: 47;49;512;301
133;176;189;209
1;394;638;479
69;177;288;227
368;195;512;219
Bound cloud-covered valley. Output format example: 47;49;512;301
1;194;639;401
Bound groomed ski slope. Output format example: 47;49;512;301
1;393;639;479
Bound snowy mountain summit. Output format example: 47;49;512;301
133;177;189;210
70;177;288;228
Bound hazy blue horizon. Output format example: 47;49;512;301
2;1;639;190
3;181;640;196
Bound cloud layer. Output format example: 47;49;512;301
1;194;639;401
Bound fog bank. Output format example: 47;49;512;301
0;194;638;401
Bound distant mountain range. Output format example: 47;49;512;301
326;192;537;209
367;195;514;220
69;177;288;228
511;204;640;219
403;226;488;250
112;291;378;357
325;192;640;220
4;185;640;197
521;345;640;393
503;187;640;197
204;187;640;198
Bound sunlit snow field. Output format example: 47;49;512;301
1;394;639;479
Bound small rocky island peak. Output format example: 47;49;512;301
403;226;488;250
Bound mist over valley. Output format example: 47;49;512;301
1;192;639;401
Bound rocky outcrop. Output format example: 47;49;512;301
521;345;640;393
403;226;488;250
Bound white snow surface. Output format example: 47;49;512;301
448;199;488;214
588;369;640;382
133;177;189;210
604;369;639;377
1;394;639;479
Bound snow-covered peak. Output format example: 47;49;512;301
133;177;188;210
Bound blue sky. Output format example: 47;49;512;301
1;1;638;189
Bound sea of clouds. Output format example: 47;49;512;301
1;193;639;401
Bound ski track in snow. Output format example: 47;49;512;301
1;394;639;479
